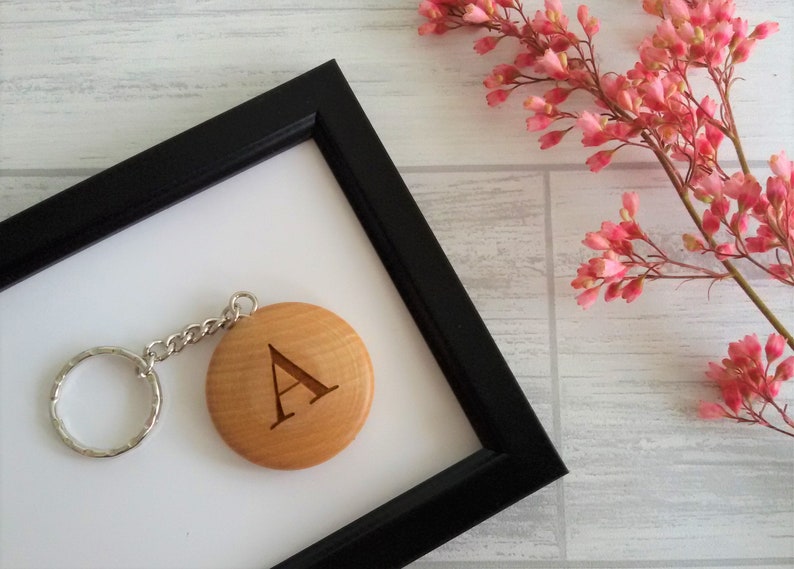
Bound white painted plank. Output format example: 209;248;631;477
1;1;791;170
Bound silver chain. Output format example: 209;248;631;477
138;291;258;376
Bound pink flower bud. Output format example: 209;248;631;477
616;89;635;112
698;401;727;419
719;381;743;413
766;177;787;209
526;113;554;131
543;87;570;104
697;96;717;120
486;89;509;106
710;197;730;217
695;135;715;158
750;21;779;40
586;150;614;173
765;334;786;362
484;64;520;88
577;5;600;36
576;286;601;309
730;212;749;235
539;129;567;149
774;356;794;382
474;36;499;54
514;53;537;68
731;38;755;63
682;233;705;251
418;1;444;20
622;192;639;219
705;123;724;151
642;0;663;17
769;264;793;281
604;281;623;302
702;209;721;236
714;243;736;260
621;277;644;303
582;231;611;250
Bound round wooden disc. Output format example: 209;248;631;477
205;302;373;470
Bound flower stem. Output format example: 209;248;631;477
641;133;794;351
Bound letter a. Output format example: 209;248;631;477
269;344;339;429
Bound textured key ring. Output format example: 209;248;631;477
49;346;162;458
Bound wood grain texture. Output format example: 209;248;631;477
205;303;373;470
1;0;793;567
0;1;791;172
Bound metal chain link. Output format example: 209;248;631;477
138;291;258;376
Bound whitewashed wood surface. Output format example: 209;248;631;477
2;1;793;568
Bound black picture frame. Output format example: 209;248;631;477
0;60;567;568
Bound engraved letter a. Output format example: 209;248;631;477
269;344;339;430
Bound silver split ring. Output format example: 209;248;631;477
49;346;162;458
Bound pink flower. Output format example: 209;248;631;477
693;171;725;201
582;231;611;250
769;151;792;180
769;264;793;282
536;49;569;80
418;0;444;20
586;150;614;173
642;0;663;18
666;0;691;23
523;95;548;112
544;0;563;16
723;173;761;211
577;111;610;147
704;123;725;152
593;257;627;279
697;95;717;120
577;5;600;36
486;89;510;106
417;1;450;35
483;64;520;88
463;3;491;24
710;196;730;217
